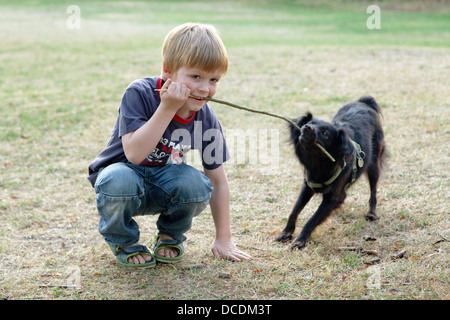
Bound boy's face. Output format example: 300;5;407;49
164;66;222;115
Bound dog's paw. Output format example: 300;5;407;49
275;231;293;242
290;240;306;250
365;212;379;222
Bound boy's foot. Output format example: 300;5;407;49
155;234;179;258
122;243;154;265
123;237;178;263
111;244;156;269
153;234;184;263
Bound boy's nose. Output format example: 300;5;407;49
198;80;209;94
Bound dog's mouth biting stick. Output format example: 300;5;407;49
313;142;335;162
155;88;336;162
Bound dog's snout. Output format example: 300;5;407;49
299;123;316;144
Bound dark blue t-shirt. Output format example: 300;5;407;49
87;76;229;187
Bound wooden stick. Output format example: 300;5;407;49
337;246;362;252
181;263;207;269
391;250;406;260
155;89;301;129
154;89;336;162
364;257;381;265
218;271;231;279
39;284;79;289
314;142;336;162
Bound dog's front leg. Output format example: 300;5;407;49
276;183;314;242
290;195;338;250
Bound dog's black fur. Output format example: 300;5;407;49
276;96;386;250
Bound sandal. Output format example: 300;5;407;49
153;234;184;263
111;244;156;269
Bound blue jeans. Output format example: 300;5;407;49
94;162;212;248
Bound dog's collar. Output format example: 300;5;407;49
307;160;347;190
306;139;364;190
349;139;365;186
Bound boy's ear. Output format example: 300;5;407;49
162;63;172;80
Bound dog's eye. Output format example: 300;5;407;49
321;129;329;138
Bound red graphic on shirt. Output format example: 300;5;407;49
139;137;189;166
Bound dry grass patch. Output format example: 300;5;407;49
1;44;448;300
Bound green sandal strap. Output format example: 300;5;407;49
153;236;184;263
113;244;156;269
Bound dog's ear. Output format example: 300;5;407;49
289;112;313;142
298;112;313;127
336;128;352;156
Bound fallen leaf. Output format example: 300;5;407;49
390;288;403;295
269;230;279;236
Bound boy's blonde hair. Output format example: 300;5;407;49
162;23;228;76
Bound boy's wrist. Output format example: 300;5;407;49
159;100;183;114
215;228;232;241
154;101;180;119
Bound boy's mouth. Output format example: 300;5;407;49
155;89;209;102
189;94;207;102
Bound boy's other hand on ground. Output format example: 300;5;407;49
211;238;252;262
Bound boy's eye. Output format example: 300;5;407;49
192;75;200;79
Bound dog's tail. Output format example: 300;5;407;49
358;96;381;114
359;96;388;171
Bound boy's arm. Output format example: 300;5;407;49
122;79;189;164
204;165;252;262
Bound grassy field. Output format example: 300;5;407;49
0;0;449;301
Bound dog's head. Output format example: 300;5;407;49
290;112;351;163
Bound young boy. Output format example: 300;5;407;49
88;23;251;268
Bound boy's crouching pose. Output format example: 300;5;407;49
88;23;251;268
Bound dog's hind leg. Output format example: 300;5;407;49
290;194;339;250
365;141;385;221
276;183;314;243
365;162;381;221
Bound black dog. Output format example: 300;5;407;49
276;96;386;250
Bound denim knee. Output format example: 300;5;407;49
151;165;213;241
167;165;213;211
94;163;144;246
94;163;144;198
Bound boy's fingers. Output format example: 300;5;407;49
229;250;251;262
180;84;191;97
162;80;190;99
212;247;251;262
162;78;172;89
160;78;173;96
236;248;252;259
212;247;220;259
